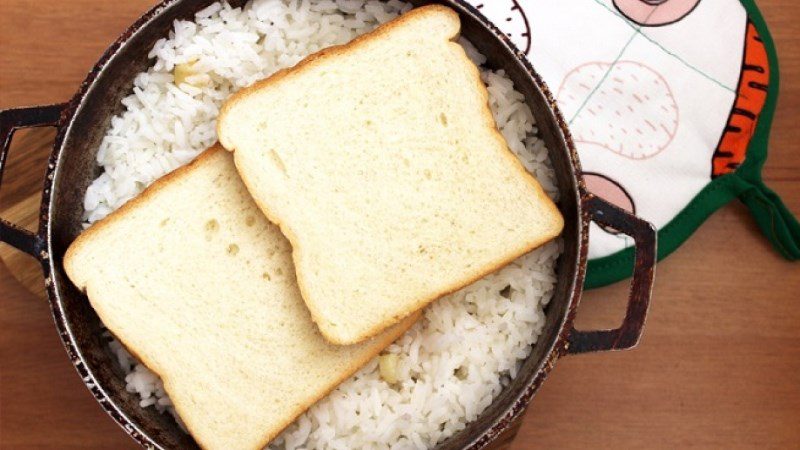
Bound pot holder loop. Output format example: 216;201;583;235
741;179;800;260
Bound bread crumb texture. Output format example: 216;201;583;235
63;147;417;450
218;5;563;345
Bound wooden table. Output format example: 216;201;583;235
1;1;798;448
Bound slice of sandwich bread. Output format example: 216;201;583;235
217;5;563;345
64;146;418;450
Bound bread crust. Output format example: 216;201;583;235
217;5;563;345
217;5;460;142
64;146;420;449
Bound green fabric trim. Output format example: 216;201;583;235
585;0;800;289
587;175;748;288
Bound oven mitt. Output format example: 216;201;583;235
468;0;800;288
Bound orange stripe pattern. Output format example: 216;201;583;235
712;21;770;178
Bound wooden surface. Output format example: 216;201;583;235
1;1;798;448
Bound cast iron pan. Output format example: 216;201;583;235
0;0;657;448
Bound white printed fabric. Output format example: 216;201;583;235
465;0;756;260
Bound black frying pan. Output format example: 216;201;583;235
0;0;657;448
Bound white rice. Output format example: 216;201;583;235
87;1;561;448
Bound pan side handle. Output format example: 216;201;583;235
567;194;657;354
0;104;66;258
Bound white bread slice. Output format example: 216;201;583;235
63;146;418;450
217;5;564;345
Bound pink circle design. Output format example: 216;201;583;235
556;61;679;160
613;0;702;27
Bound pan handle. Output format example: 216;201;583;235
567;194;657;354
0;104;65;258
